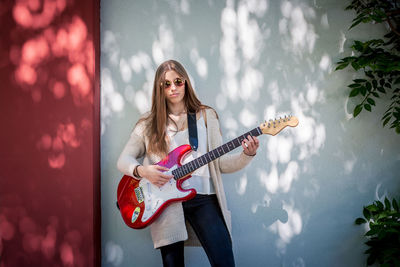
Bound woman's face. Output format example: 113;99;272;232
164;70;185;106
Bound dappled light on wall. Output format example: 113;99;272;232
13;0;66;29
0;195;88;266
10;0;94;169
12;12;93;106
36;121;89;169
217;0;327;255
1;0;97;265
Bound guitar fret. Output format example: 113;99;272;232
228;142;233;149
222;144;227;153
234;138;240;147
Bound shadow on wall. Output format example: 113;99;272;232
0;0;96;266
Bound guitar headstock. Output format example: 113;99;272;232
260;115;299;136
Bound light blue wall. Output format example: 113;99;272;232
100;0;400;266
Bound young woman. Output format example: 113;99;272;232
117;60;259;267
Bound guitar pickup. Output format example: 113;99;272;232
134;186;144;203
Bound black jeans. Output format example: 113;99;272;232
160;194;235;267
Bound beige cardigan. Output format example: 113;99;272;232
117;108;253;248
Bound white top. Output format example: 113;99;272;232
166;115;215;194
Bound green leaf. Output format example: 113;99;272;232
392;198;399;211
378;87;386;93
364;104;372;111
335;64;349;71
372;92;379;98
354;79;367;83
367;98;376;106
355;217;367;225
349;88;360;97
383;111;392;119
360;86;367;96
364;207;372;220
366;82;372;91
349;83;361;88
351;40;363;52
384;197;391;210
383;117;391;127
354;105;363;117
366;228;378;236
351;61;361;71
349;19;363;29
376;201;384;211
366;71;374;78
366;204;379;212
372;79;378;89
384;83;392;89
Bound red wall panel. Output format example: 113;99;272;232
0;0;100;266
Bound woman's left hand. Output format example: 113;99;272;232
242;135;259;156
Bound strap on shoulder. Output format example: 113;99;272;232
187;112;198;151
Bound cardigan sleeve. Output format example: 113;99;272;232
207;109;253;174
117;121;147;179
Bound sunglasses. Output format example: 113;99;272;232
163;78;185;89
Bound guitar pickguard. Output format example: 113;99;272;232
140;165;192;222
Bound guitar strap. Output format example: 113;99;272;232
187;112;198;151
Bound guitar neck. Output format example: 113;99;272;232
172;127;262;180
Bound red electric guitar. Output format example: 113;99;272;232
117;116;299;229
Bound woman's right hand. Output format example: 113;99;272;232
137;165;174;187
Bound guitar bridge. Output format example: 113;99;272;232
134;186;144;203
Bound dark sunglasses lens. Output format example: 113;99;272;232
175;78;183;86
164;81;171;88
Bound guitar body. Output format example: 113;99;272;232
117;144;197;229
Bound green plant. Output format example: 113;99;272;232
355;197;400;266
336;0;400;134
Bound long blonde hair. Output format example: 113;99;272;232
140;60;209;157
